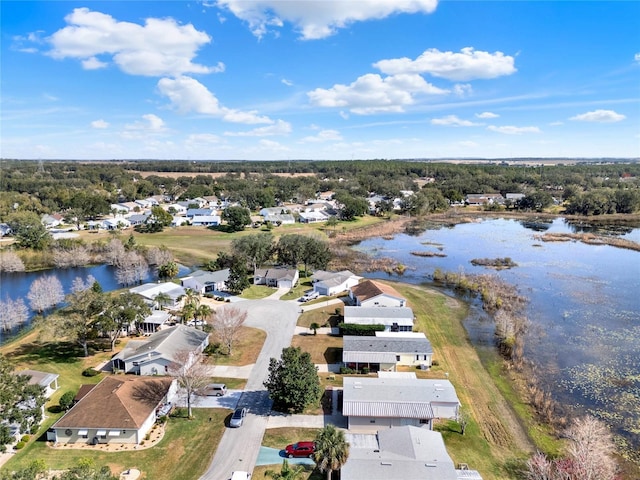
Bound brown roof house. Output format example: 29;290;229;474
51;376;176;445
349;280;407;307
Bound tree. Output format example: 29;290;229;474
55;458;117;480
309;322;320;336
212;305;247;355
0;297;28;332
47;279;107;357
222;206;251;232
6;212;51;250
264;460;306;480
0;459;47;479
313;424;350;480
59;391;75;411
524;416;617;480
158;261;179;280
264;346;322;413
167;351;211;419
0;251;25;273
225;256;250;294
27;275;64;315
299;236;331;274
231;233;274;271
97;292;150;349
0;355;46;451
154;292;172;310
194;304;213;329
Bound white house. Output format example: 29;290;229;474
129;282;186;309
51;376;177;445
111;324;209;375
18;369;59;399
191;215;221;226
311;270;362;296
254;268;299;289
163;203;187;215
350;279;407;307
342;427;482;480
180;269;230;294
343;306;414;332
186;208;216;218
342;332;433;372
298;211;329;223
342;374;460;432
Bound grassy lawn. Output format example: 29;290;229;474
279;275;313;301
209;326;266;366
238;284;274;299
296;306;342;329
392;282;537;479
4;409;227;479
291;333;342;365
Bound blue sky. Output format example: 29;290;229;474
2;1;639;161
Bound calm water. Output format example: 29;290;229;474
0;263;191;342
355;217;640;456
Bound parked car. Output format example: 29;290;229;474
230;471;251;480
229;407;247;428
197;383;227;396
299;290;320;302
285;441;316;458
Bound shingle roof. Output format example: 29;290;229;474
17;369;59;388
343;306;414;326
350;280;405;303
54;376;174;430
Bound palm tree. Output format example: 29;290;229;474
194;304;213;329
154;292;172;310
313;424;349;480
183;288;201;310
264;460;306;480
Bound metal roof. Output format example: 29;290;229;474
342;400;434;419
343;351;398;363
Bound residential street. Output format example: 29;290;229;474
199;298;300;480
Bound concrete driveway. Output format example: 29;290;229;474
199;299;300;480
256;447;315;467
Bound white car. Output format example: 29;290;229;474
300;290;320;302
230;472;251;480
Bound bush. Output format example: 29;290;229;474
20;435;30;443
14;441;26;450
338;323;386;336
82;367;100;377
59;391;75;411
340;367;356;374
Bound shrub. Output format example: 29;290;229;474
82;367;100;377
338;323;385;336
59;391;75;411
340;367;356;374
20;435;30;443
14;441;26;450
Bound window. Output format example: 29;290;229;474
396;355;400;361
420;419;429;424
416;355;420;361
369;419;376;424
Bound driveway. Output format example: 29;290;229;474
199;299;300;480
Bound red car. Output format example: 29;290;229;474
285;441;316;458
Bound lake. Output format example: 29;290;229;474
0;263;191;343
354;217;640;460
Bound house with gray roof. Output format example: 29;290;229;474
254;268;299;289
311;270;362;296
342;374;460;432
111;324;209;375
343;306;414;332
298;211;329;223
343;332;433;372
342;426;482;480
129;282;186;309
18;369;59;399
180;269;230;294
191;215;221;226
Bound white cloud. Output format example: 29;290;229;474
301;129;343;142
91;119;109;129
453;83;472;97
123;114;167;137
476;111;499;119
224;119;292;136
258;139;290;151
215;0;437;40
82;56;108;70
308;73;447;115
635;52;640;62
157;75;272;124
488;125;541;135
47;8;216;77
43;93;59;101
570;109;626;123
549;121;563;126
374;47;516;81
281;78;293;86
431;115;479;127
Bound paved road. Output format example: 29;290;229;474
200;299;300;480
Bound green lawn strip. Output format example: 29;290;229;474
238;285;274;299
5;409;226;479
480;352;563;456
